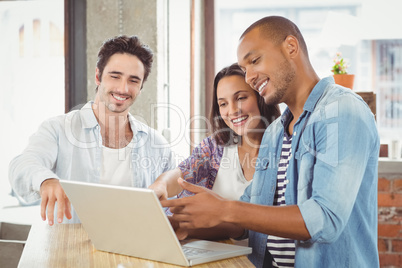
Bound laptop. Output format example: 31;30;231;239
60;180;252;266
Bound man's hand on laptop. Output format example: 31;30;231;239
161;178;227;230
40;178;72;226
167;216;189;240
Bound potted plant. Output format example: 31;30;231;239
331;52;355;89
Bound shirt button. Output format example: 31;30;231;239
294;131;297;136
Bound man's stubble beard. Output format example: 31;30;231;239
264;58;296;106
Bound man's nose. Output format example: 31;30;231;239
119;79;129;92
245;69;257;89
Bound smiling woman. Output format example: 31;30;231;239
216;75;266;144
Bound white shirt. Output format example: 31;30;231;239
212;144;252;200
100;141;134;187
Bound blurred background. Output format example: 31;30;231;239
0;1;401;266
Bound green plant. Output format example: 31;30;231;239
331;52;349;75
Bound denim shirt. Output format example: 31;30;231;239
9;102;175;222
240;77;380;268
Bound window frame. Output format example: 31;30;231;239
64;0;87;112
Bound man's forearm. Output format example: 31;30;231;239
223;201;311;241
187;223;245;240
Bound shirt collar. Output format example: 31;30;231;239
79;101;149;136
303;76;334;113
127;113;149;135
280;76;334;126
79;101;98;129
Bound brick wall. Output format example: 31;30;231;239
378;175;402;267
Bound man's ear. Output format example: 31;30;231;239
284;35;299;59
95;68;101;85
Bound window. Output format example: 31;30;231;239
375;40;402;140
165;0;192;161
0;0;64;206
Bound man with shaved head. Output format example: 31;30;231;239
163;16;379;268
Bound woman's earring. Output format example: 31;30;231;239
233;135;239;144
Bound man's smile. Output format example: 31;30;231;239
112;93;130;101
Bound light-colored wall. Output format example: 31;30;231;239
86;0;163;128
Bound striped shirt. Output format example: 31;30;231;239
266;133;296;267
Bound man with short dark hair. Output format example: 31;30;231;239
162;16;380;268
9;35;174;225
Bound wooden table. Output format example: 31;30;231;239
18;223;255;267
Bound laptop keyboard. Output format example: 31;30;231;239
182;246;214;258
